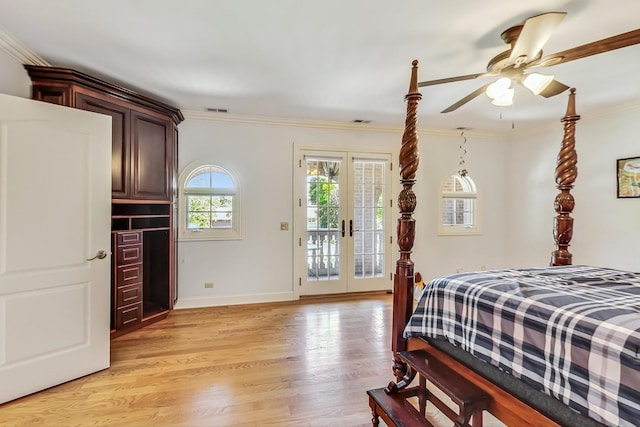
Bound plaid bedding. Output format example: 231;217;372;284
404;265;640;427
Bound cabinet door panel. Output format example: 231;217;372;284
76;94;131;198
131;111;172;200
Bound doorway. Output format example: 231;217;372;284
294;148;393;296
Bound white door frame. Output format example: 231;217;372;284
293;144;396;298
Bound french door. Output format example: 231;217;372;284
294;149;393;296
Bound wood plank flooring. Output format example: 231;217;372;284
0;293;398;426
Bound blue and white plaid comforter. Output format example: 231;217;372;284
404;265;640;427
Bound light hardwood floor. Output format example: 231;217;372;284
0;293;399;426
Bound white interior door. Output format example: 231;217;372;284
295;148;392;296
0;94;112;404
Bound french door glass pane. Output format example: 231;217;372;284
353;160;386;279
306;158;341;281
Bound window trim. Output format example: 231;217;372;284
437;172;481;236
178;161;242;241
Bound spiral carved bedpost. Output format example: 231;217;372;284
390;60;421;384
551;88;580;266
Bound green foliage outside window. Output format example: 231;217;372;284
187;195;233;229
308;177;339;229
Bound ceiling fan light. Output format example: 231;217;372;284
486;77;512;99
523;73;554;95
491;88;514;106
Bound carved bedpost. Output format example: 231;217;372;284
391;60;421;381
551;88;580;266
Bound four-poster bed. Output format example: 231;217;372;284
368;61;640;427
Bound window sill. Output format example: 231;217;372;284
178;229;242;241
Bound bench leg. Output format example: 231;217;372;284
418;375;427;416
472;411;483;427
370;408;380;427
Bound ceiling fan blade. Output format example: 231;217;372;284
538;79;570;98
441;84;491;113
534;28;640;67
509;12;566;65
418;72;491;87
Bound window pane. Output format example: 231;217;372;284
211;196;233;229
441;198;474;226
187;196;211;228
187;195;234;229
186;167;235;190
186;172;212;188
211;172;234;189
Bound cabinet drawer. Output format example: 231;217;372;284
116;244;142;265
117;231;142;245
117;264;142;287
116;303;142;329
116;283;142;307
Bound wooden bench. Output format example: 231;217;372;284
367;349;489;427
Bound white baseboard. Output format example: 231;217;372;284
173;291;296;309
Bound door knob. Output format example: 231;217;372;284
86;250;108;261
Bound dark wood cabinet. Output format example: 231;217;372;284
76;93;131;198
130;110;172;200
113;230;143;329
26;66;183;337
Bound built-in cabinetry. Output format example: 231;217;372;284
26;66;183;337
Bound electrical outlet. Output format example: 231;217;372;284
280;222;289;231
204;282;214;288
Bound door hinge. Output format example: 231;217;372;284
390;162;393;171
390;273;392;281
390;199;393;207
299;159;302;168
299;198;301;207
299;237;302;246
299;277;302;287
389;236;392;244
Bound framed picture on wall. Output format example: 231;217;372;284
617;157;640;198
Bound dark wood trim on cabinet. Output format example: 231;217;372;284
25;65;184;124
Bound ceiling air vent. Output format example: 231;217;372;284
207;108;228;113
352;119;371;124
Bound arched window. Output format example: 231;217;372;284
178;163;241;240
438;173;480;235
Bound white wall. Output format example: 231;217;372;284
412;131;509;281
506;103;640;271
5;47;635;306
176;117;510;306
0;48;31;98
176;117;401;307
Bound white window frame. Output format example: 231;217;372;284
178;161;242;241
438;172;480;236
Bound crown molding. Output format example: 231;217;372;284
182;109;501;139
508;98;640;139
0;24;50;66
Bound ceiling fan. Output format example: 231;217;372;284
419;12;640;113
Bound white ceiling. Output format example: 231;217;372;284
1;0;639;132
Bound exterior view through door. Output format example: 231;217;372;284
295;149;392;296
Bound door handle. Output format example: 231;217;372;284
341;220;345;237
349;220;353;237
86;250;108;261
